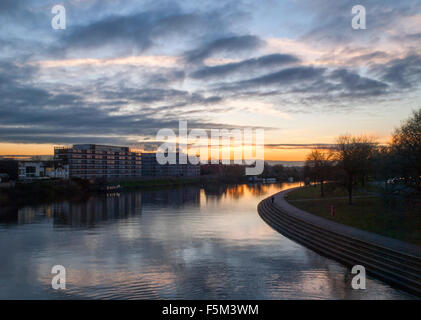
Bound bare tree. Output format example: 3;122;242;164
332;135;377;204
305;149;332;197
392;108;421;189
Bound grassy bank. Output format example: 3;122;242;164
286;184;421;245
0;179;93;210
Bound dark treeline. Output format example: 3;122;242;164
201;162;303;182
304;108;421;204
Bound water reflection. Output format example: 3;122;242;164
2;183;276;228
0;182;414;299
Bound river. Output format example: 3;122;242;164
0;182;414;299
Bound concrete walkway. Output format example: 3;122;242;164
271;187;421;256
259;186;421;297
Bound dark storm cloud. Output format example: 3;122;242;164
190;53;300;79
185;35;264;64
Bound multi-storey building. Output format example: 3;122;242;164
141;152;200;178
54;144;142;179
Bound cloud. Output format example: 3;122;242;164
329;68;389;96
185;35;264;64
266;143;337;150
221;66;326;91
0;62;233;145
190;53;300;79
1;0;421;148
372;54;421;89
0;0;20;13
298;0;421;45
209;64;391;107
55;4;246;58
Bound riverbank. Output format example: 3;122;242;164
0;175;255;213
117;175;249;189
258;187;421;297
0;179;93;210
287;184;421;245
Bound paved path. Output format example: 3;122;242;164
287;195;378;202
269;187;421;257
259;187;421;297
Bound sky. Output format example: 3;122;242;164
0;0;420;161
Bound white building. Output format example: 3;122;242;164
18;161;69;180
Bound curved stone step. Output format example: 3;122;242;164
260;200;421;285
261;199;421;277
257;191;421;297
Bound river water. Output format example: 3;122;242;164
0;182;414;299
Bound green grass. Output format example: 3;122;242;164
287;184;421;246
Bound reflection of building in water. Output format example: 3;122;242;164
202;184;229;197
141;187;200;207
7;188;201;226
16;205;54;224
202;183;280;202
202;184;247;200
53;192;142;227
14;192;142;227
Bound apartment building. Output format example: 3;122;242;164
141;152;200;178
54;144;142;179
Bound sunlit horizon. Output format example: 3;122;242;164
1;1;420;161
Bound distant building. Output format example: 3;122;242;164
44;161;69;179
18;161;45;180
54;144;142;179
18;160;69;180
0;159;69;181
141;152;200;178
